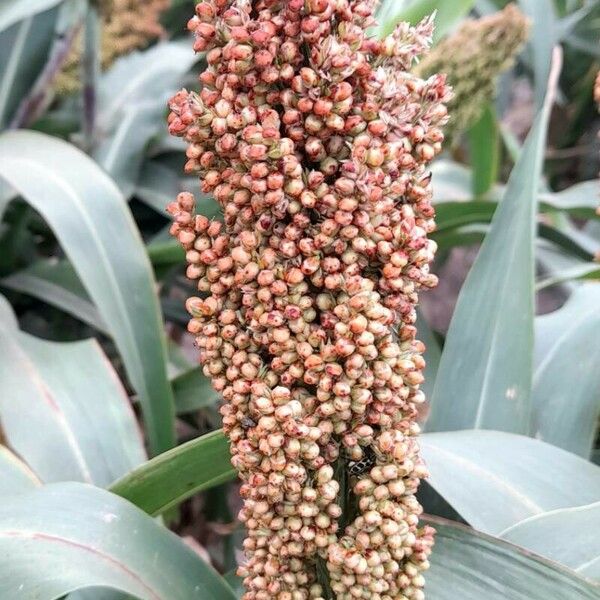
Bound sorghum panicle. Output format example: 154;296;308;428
415;3;528;138
167;2;450;598
55;0;170;94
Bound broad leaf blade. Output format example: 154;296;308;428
540;180;600;219
531;284;600;456
0;482;237;600
427;60;557;433
501;502;600;580
434;160;600;219
0;7;58;127
111;430;236;516
0;130;175;454
536;263;600;290
518;0;557;107
421;430;600;534
0;295;146;486
376;0;476;41
0;446;41;495
93;42;199;196
468;103;500;198
171;367;220;414
136;161;180;214
417;309;441;400
97;41;198;132
94;104;163;198
0;0;62;32
1;259;107;334
428;516;600;598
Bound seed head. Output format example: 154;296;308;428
168;0;450;597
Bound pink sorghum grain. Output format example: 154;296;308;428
167;1;450;598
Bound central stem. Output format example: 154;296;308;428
82;2;100;151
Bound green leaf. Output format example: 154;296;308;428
0;0;62;32
94;104;164;198
540;180;600;220
434;201;496;234
468;103;500;198
538;223;596;261
427;59;557;433
2;264;214;416
136;161;180;215
136;161;220;220
536;263;600;290
433;221;595;260
0;7;58;127
0;445;41;494
416;309;441;400
500;122;522;163
436;199;599;240
475;0;511;15
0;482;237;600
432;159;481;202
531;285;600;457
0;294;146;486
110;430;236;516
432;224;486;252
69;590;135;600
0;180;15;218
427;516;600;598
224;572;244;598
421;430;600;535
376;0;476;41
0;130;175;454
148;239;185;267
93;42;199;196
518;0;557;107
97;41;198;133
434;161;599;220
1;259;107;334
500;502;600;580
172;367;220;414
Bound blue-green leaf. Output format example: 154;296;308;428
0;130;175;454
531;284;600;457
0;295;146;486
376;0;476;41
468;103;500;198
0;482;237;599
501;502;600;580
1;259;107;334
417;309;441;400
0;7;58;127
421;430;600;535
428;516;600;598
0;445;41;495
427;53;559;433
94;42;199;197
0;0;62;32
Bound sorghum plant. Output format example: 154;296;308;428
55;0;170;94
415;3;529;138
167;1;450;598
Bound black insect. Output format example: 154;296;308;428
241;417;257;429
347;447;376;477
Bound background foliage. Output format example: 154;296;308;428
1;0;600;597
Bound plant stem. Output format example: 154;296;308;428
315;457;355;599
82;3;101;152
9;23;81;129
316;556;334;600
